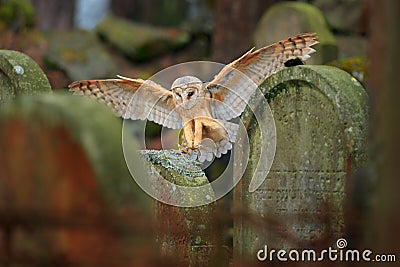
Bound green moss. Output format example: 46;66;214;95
139;150;214;206
235;65;368;254
96;15;190;62
141;150;205;180
327;56;367;84
61;49;87;63
0;50;51;104
264;82;288;103
0;0;35;29
259;65;368;168
0;92;151;207
44;30;118;81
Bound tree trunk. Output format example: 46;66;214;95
368;0;400;264
32;0;75;31
211;0;282;63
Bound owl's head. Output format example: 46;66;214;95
171;76;203;109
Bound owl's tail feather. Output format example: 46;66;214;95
210;120;238;160
195;120;238;162
197;138;233;162
216;120;239;143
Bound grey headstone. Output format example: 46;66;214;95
254;2;338;64
96;15;190;61
0;50;52;104
44;30;118;82
140;150;226;266
234;65;367;258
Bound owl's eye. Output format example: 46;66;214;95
188;91;194;97
176;92;181;97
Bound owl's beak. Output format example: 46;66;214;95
181;96;196;109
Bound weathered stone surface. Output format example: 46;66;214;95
0;93;151;206
0;93;157;266
44;30;118;81
96;15;190;61
234;65;367;257
254;2;338;64
0;50;51;104
139;150;222;266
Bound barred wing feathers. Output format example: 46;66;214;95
206;33;318;121
68;76;182;129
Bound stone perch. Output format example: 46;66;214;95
234;65;368;259
138;150;225;266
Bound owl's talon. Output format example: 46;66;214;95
186;143;201;150
178;144;190;154
192;143;201;149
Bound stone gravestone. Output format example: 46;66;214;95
135;150;228;266
234;65;367;259
0;93;159;266
0;50;52;104
254;2;338;65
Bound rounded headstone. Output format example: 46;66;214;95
44;30;118;82
0;50;52;104
254;2;338;64
0;93;156;266
96;15;190;61
234;65;367;258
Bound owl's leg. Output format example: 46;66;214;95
183;120;195;149
193;119;203;149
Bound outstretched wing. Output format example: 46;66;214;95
68;75;182;129
206;33;318;120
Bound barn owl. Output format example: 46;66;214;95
68;33;318;162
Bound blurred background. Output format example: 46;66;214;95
0;0;399;266
0;0;369;89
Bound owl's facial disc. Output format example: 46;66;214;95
171;76;202;109
173;86;199;109
171;76;202;90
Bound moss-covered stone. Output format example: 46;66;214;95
0;0;35;29
44;30;118;82
139;149;214;206
0;92;149;207
0;50;51;104
140;149;220;266
254;2;338;64
141;150;204;179
96;15;190;61
235;65;367;257
328;56;367;84
0;92;166;265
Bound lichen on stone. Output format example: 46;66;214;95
0;50;52;104
140;150;204;178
